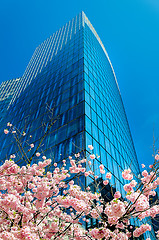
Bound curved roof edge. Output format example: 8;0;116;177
82;11;121;95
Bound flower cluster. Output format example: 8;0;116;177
0;136;159;239
133;224;151;238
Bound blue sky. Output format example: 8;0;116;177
0;0;159;168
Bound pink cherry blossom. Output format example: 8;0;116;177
124;183;133;192
103;180;109;185
90;228;106;239
142;170;148;177
114;191;121;199
99;164;104;169
88;145;94;150
1;128;159;240
4;129;9;134
36;152;40;157
85;172;90;177
100;169;105;174
122;169;133;180
106;172;112;179
75;153;80;158
133;224;151;237
90;154;95;159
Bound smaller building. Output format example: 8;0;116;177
0;78;21;122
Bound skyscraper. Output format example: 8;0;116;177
0;11;155;239
0;11;140;193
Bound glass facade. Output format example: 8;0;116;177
0;12;85;166
0;12;155;239
0;78;21;123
